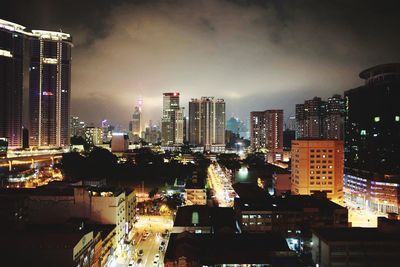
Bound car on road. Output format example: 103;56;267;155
153;260;159;266
154;254;160;260
159;245;164;251
128;260;134;266
137;258;142;266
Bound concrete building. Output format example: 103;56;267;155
250;109;283;161
161;92;183;145
29;30;73;148
111;133;129;152
185;175;207;206
83;126;103;146
234;194;348;236
344;63;400;214
272;172;291;196
164;232;299;267
188;97;226;150
291;140;344;203
0;19;24;149
129;106;141;141
172;205;236;234
26;183;136;246
312;219;400;267
295;95;344;140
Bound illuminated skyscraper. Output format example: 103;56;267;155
129;106;141;137
0;19;25;148
161;92;182;145
250;110;283;152
325;95;345;140
295;95;344;140
29;30;73;148
188;97;225;150
344;63;400;213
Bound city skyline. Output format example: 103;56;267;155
2;1;400;126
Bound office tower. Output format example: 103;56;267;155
161;92;182;145
325;94;345;140
29;30;72;148
250;110;283;151
344;63;400;213
188;97;226;150
291;140;344;203
84;127;103;146
0;19;25;148
129;106;141;137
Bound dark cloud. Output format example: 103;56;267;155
2;0;400;128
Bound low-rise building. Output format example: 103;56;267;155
312;220;400;267
172;205;236;234
26;182;135;246
164;232;300;267
273;172;291;196
185;174;207;206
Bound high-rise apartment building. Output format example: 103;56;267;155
325;95;345;140
344;63;400;213
291;140;344;203
70;116;86;137
0;19;25;148
188;97;226;150
295;95;344;140
161;92;183;145
250;110;283;151
214;99;226;145
84;127;103;146
29;30;73;148
250;111;266;149
295;97;325;139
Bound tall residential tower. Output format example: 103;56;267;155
29;30;73;148
188;97;226;150
161;92;183;145
0;19;25;148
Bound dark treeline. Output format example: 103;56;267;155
59;147;210;187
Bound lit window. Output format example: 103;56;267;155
396;116;400;122
360;130;366;135
374;116;380;122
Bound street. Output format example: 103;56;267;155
109;215;173;267
207;163;236;207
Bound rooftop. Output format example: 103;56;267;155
165;232;299;265
235;194;345;212
312;227;400;243
174;205;236;232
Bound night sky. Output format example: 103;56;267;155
2;0;400;128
